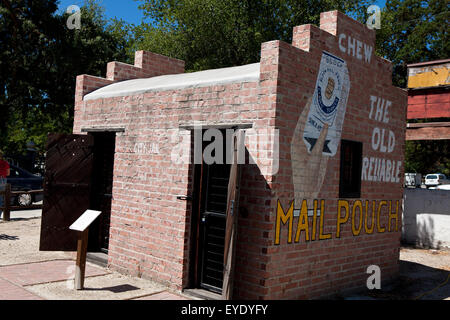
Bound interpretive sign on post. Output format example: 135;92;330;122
69;210;101;290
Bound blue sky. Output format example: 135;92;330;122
57;0;145;25
57;0;387;26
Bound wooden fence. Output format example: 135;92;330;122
0;184;43;221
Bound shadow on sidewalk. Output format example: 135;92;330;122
0;234;19;241
81;284;141;293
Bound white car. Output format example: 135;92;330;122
425;173;450;188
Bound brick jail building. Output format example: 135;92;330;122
40;11;407;299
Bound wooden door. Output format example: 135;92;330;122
222;133;242;300
39;134;94;251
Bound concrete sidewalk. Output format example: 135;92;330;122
0;209;192;300
0;259;190;300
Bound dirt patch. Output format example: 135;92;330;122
26;273;168;300
354;247;450;300
0;218;74;266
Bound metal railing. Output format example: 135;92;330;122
0;184;43;221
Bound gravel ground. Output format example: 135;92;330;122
343;247;450;300
0;217;74;266
400;247;450;271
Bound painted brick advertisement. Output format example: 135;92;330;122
268;11;407;299
69;10;407;300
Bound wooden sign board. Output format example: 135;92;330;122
69;210;102;232
68;209;101;290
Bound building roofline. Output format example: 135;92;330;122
407;59;450;68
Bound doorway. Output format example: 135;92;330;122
190;128;242;297
87;132;116;254
198;162;231;293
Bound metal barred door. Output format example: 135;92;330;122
39;134;94;251
199;164;230;292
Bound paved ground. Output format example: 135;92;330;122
0;209;191;300
1;208;449;300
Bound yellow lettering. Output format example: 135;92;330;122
336;200;350;238
295;200;310;242
312;200;318;241
319;200;332;240
377;200;387;233
388;200;399;232
365;200;375;234
352;200;363;236
275;200;294;245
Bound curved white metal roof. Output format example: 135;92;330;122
84;63;260;101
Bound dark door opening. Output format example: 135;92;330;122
87;132;116;254
190;128;242;297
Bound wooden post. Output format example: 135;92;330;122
69;209;101;290
74;229;89;290
3;184;11;222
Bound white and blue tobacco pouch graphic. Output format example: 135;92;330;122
303;51;350;157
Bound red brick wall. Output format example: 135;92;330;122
73;51;185;134
73;50;277;291
73;10;407;299
262;11;407;299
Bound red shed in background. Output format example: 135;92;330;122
406;59;450;141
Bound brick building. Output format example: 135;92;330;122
40;11;407;299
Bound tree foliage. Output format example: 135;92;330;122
0;0;129;155
372;0;449;176
405;140;450;176
374;0;449;87
134;0;371;71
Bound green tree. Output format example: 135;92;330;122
0;0;61;153
0;0;129;155
135;0;371;71
370;0;449;176
373;0;449;87
404;139;450;177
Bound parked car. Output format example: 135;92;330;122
424;173;450;188
405;173;422;188
6;165;44;207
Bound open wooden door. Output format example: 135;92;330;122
39;134;94;251
222;132;243;300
